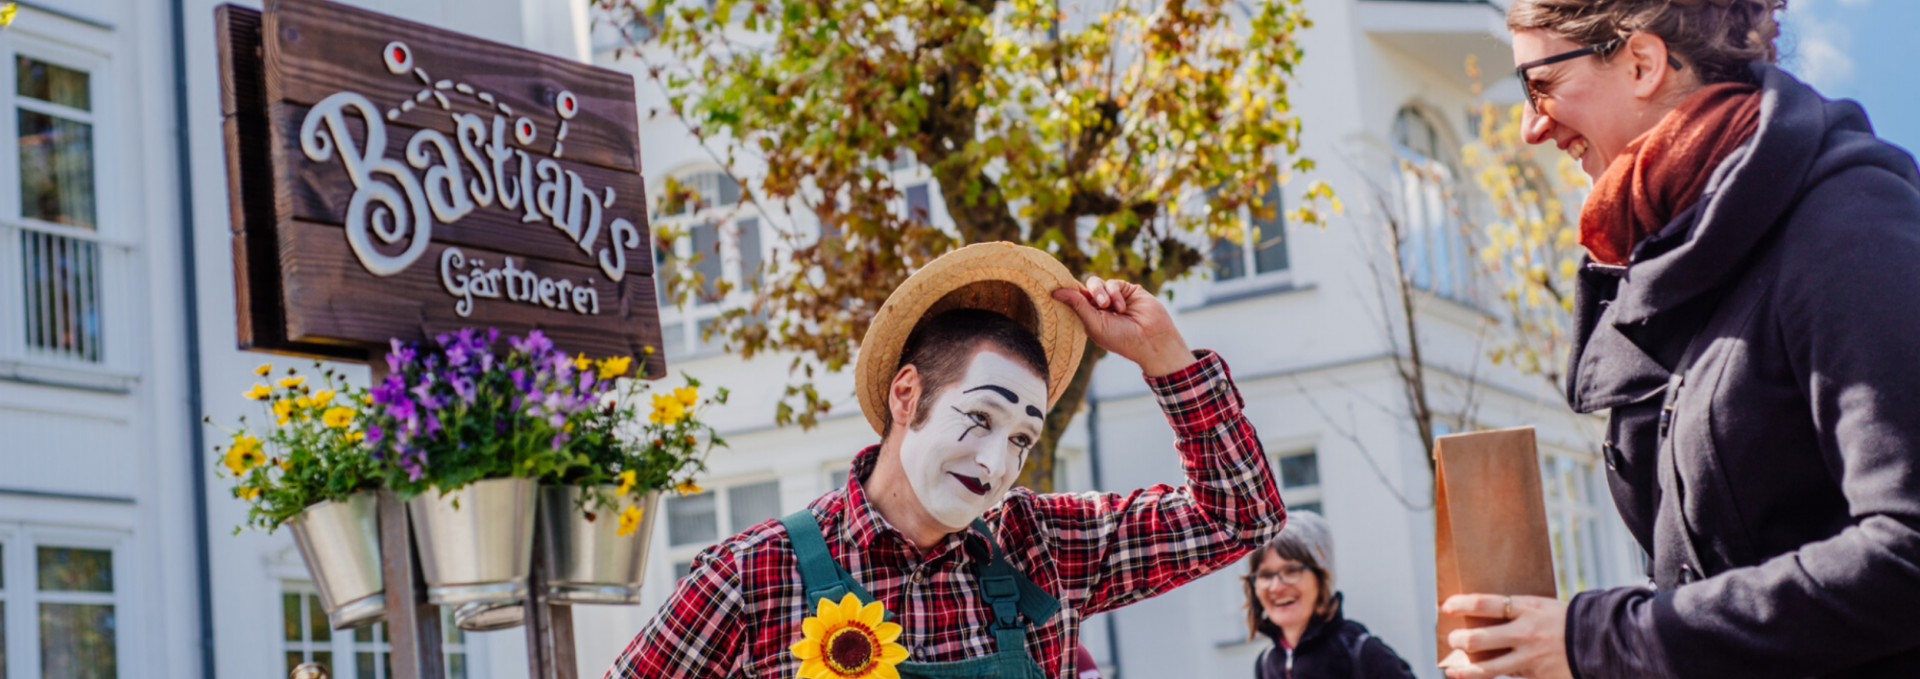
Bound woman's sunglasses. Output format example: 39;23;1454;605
1515;38;1685;112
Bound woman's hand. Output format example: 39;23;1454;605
1440;594;1573;679
1051;276;1194;377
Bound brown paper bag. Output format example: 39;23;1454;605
1433;426;1558;669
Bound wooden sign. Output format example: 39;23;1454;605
217;0;663;377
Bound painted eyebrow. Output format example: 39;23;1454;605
962;385;1046;422
964;385;1021;404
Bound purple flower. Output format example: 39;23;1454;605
367;424;385;444
510;329;553;356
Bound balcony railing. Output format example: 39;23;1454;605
0;218;134;389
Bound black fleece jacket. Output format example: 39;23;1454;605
1562;63;1920;679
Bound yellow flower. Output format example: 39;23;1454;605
616;505;645;537
597;356;633;379
572;353;592;372
673;385;699;407
224;435;265;475
294;396;313;409
277;458;290;471
345;431;365;443
254;363;273;376
321;406;355;428
616;470;637;496
674;480;704;495
790;593;907;679
244;384;272;400
237;486;261;500
649;394;686;425
279;376;306;389
312;389;335;405
643;346;656;355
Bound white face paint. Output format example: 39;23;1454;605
898;350;1048;530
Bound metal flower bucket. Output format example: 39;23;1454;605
451;600;525;632
407;477;539;606
541;485;662;604
287;490;385;630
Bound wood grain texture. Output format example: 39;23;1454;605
218;3;369;361
263;0;640;173
379;490;446;679
270;101;654;276
278;219;665;376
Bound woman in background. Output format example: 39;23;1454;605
1243;512;1415;679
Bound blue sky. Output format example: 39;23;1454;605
1777;0;1920;154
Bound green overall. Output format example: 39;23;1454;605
779;510;1059;679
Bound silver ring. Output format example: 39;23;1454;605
1503;596;1514;620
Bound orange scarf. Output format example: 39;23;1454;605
1580;83;1763;265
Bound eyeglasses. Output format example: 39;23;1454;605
1252;564;1313;587
1515;38;1685;112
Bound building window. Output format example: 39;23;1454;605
9;52;112;367
0;534;130;679
652;170;763;361
283;590;335;676
665;479;783;580
1210;179;1290;283
1392;107;1471;300
1275;450;1322;516
282;586;472;679
1540;451;1607;597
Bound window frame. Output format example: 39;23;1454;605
650;168;766;362
1389;105;1477;304
661;476;785;582
279;581;480;679
0;29;136;384
0;523;133;679
1206;181;1294;296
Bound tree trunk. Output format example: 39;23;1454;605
1016;340;1107;493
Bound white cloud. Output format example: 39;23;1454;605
1781;3;1856;90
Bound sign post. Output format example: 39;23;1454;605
216;1;663;677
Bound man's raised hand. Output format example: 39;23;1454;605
1051;276;1195;377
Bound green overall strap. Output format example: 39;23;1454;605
779;509;886;617
968;519;1060;678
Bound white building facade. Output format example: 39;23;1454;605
0;1;1638;679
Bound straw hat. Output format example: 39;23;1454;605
854;242;1088;436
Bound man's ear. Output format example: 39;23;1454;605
888;364;922;431
1625;32;1676;99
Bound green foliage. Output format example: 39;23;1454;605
602;0;1331;488
211;362;381;533
1461;102;1587;387
566;374;731;516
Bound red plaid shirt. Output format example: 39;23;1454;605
605;352;1285;679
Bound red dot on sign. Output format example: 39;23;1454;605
520;123;532;134
393;47;404;61
564;100;573;111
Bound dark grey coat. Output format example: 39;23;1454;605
1563;64;1920;679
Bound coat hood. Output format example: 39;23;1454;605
1566;63;1920;412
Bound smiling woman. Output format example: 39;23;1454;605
1442;1;1920;679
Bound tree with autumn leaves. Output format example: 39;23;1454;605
599;0;1333;491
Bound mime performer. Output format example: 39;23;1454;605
605;242;1288;679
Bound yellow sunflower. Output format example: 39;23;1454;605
790;593;907;679
616;470;637;496
243;384;272;400
254;363;273;376
673;385;699;407
572;353;593;372
279;376;306;389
